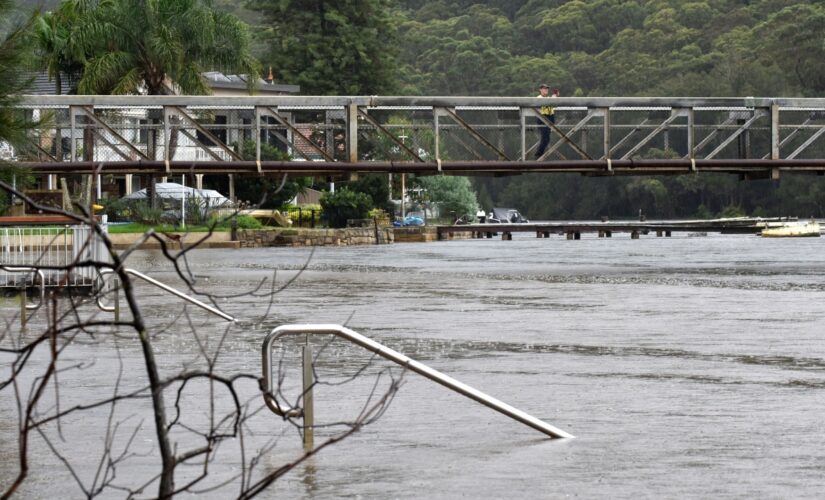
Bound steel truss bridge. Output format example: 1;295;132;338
10;95;825;181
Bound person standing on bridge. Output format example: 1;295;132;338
535;84;558;159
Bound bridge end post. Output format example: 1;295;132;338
770;103;780;160
347;103;359;163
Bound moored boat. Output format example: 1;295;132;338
760;221;821;237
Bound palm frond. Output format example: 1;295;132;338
175;62;211;96
78;51;137;94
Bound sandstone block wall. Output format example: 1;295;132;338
238;227;395;247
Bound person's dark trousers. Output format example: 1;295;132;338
535;114;555;159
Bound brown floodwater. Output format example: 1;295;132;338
2;232;825;498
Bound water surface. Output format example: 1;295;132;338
2;232;824;498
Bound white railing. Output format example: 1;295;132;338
0;224;109;289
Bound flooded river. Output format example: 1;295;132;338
3;232;825;498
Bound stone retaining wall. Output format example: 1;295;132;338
394;226;471;242
238;226;395;247
393;226;439;242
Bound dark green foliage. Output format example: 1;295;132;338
320;188;373;228
246;0;398;94
231;140;312;208
33;1;85;94
0;0;35;146
413;175;478;219
348;173;394;216
1;0;36;214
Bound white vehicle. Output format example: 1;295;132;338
486;207;529;224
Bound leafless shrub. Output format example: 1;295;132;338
0;180;401;499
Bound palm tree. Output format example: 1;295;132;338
57;0;261;208
0;0;35;147
33;1;85;95
1;0;37;215
74;0;260;95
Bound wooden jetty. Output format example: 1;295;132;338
436;217;800;240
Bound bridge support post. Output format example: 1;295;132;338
606;231;612;238
665;231;671;237
656;230;663;237
520;108;528;161
771;103;780;160
598;230;604;238
631;231;640;239
574;231;581;240
347;103;358;163
566;232;574;240
502;232;512;240
686;108;695;160
601;108;610;160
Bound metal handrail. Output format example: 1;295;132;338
96;268;234;322
262;324;574;439
1;266;45;310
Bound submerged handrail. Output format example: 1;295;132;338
262;324;574;439
97;268;234;321
1;266;45;311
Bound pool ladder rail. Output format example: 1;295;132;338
96;268;235;322
262;324;574;445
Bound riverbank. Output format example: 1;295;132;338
108;225;470;249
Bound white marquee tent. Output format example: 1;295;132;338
123;182;230;206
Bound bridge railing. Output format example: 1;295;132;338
11;96;825;177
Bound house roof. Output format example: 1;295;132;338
23;71;300;95
27;72;76;95
202;71;300;94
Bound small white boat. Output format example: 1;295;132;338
760;221;821;237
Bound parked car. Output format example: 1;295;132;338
393;213;425;226
486;208;529;223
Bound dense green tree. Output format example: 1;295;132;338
0;0;36;214
0;0;34;148
320;188;373;227
411;175;478;219
247;0;398;95
348;173;395;215
752;3;825;94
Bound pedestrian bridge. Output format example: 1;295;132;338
11;95;825;179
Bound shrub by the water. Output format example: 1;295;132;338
320;189;373;228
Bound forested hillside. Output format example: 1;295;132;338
393;0;825;218
395;0;825;97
